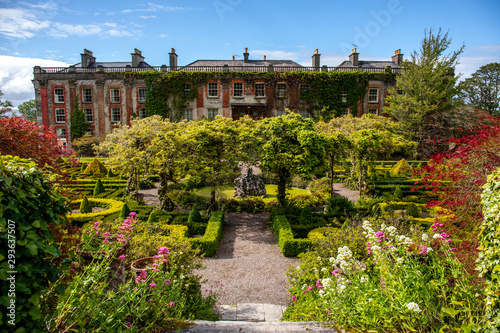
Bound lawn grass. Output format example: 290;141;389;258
194;185;309;202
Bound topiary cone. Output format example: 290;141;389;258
93;178;105;196
80;196;92;214
119;203;131;219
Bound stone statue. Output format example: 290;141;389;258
233;167;266;198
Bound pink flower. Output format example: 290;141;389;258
332;270;339;276
149;283;156;288
449;247;457;252
126;322;132;328
316;279;324;290
119;254;126;260
169;301;175;307
158;247;169;255
419;246;428;255
375;231;385;239
165;279;170;285
292;296;297;302
150;299;154;302
129;212;138;218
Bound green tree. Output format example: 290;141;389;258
385;28;465;157
458;62;500;117
18;99;37;121
255;112;326;206
0;89;13;116
70;95;89;140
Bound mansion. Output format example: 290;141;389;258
33;48;404;146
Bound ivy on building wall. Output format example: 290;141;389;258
126;70;394;121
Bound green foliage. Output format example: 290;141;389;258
0;155;70;331
394;184;403;199
17;99;37;121
119;203;131;219
68;198;124;224
406;203;420;218
272;214;312;257
299;206;313;225
187;212;225;257
391;158;413;175
384;170;391;178
188;206;203;223
325;195;355;216
93;178;105;196
106;168;114;178
308;225;368;260
84;158;107;175
72;133;100;157
70;95;89;140
80;195;92;213
477;167;500;329
80;162;86;172
147;209;171;223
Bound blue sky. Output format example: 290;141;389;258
1;0;499;110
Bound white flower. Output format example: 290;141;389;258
396;257;404;264
433;233;441;239
360;276;368;283
421;233;429;242
321;267;328;273
368;298;373;302
329;257;335;263
319;290;325;297
406;302;422;313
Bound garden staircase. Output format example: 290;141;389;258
170;303;339;332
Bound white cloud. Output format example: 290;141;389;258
456;44;500;79
50;23;102;38
121;2;186;14
139;15;157;19
0;8;51;38
0;55;69;108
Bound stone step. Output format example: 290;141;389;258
172;320;338;332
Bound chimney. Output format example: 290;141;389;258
312;49;321;69
349;48;359;67
263;55;266;61
169;48;178;68
392;49;404;66
80;49;95;68
243;47;249;63
131;48;145;67
232;55;235;61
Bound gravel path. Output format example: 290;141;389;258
195;213;300;306
138;182;160;207
332;183;360;202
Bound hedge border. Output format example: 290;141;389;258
67;198;124;223
186;212;224;257
376;201;455;227
272;214;312;257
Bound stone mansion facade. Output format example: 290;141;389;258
33;48;403;147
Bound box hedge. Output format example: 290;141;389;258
272;214;312;257
187;212;224;257
67;198;124;224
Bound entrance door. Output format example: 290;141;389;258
231;105;267;120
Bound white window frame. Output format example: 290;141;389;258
110;88;120;104
184;83;192;95
208;108;218;119
233;82;243;97
299;110;310;118
82;88;92;103
368;88;379;103
54;88;64;103
84;108;93;123
86;128;94;136
111;107;121;123
342;88;348;103
55;108;65;123
368;108;378;115
277;83;287;98
139;108;146;119
183;109;193;120
56;128;66;139
255;83;265;97
208;82;218;97
341;108;350;116
138;88;146;103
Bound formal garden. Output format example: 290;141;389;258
2;30;500;333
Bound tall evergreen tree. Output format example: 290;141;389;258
70;95;89;140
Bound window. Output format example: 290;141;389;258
208;82;218;97
184;83;192;95
276;109;286;117
233;82;243;97
139;108;146;119
111;107;121;123
54;88;64;103
277;83;287;98
255;83;265;97
342;88;348;103
299;84;309;99
86;128;94;136
208;108;218;119
110;88;120;103
397;89;404;95
183;109;193;120
55;108;65;122
368;108;378;115
84;108;93;123
368;88;379;103
341;108;350;116
138;88;146;103
82;88;92;103
56;128;66;139
299;110;310;118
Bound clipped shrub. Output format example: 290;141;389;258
188;206;203;223
384;170;391;178
80;195;92;213
390;158;413;175
273;214;312;257
106;168;114;178
394;185;403;199
80;163;86;172
325;195;355;216
406;203;420;218
299;206;313;225
188;212;225;257
70;174;77;181
119;203;131;219
84;158;107;175
93;178;105;196
68;198;124;223
147;209;171;224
